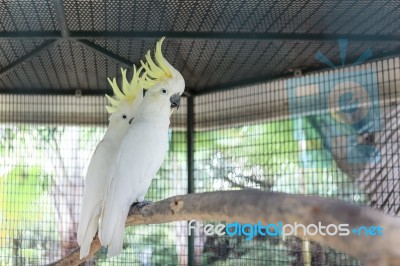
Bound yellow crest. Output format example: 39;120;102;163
105;65;143;113
140;37;174;89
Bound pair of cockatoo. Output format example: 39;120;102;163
77;37;185;259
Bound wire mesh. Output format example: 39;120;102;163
0;55;400;265
0;93;188;265
62;0;400;35
74;39;400;93
0;0;399;265
192;56;399;265
1;0;400;95
0;0;58;32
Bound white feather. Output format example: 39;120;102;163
77;93;143;259
77;131;123;259
98;41;185;257
99;105;170;255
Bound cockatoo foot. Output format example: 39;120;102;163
131;200;152;209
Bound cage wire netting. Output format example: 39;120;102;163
0;94;189;265
192;60;391;266
0;56;399;265
0;0;400;265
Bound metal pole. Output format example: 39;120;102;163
187;94;195;266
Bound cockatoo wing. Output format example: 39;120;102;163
99;118;169;256
77;139;118;258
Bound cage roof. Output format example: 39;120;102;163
0;0;399;96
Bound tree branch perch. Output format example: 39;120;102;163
52;190;400;266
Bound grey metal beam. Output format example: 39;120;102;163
186;95;195;266
53;0;70;38
0;40;58;78
192;75;288;96
77;39;134;68
0;31;61;39
0;87;193;97
0;88;109;96
0;31;398;43
187;95;195;194
69;31;400;43
193;47;400;96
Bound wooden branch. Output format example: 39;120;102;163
52;190;400;266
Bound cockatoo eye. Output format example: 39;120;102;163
122;114;127;119
160;88;168;94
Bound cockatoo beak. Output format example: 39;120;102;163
170;93;181;109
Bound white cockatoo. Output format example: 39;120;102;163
77;66;144;259
98;37;185;257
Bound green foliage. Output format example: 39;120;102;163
80;127;106;150
202;236;296;266
96;225;179;265
0;164;52;265
0;166;49;237
193;118;364;264
194;118;367;202
0;118;366;265
194;121;300;192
